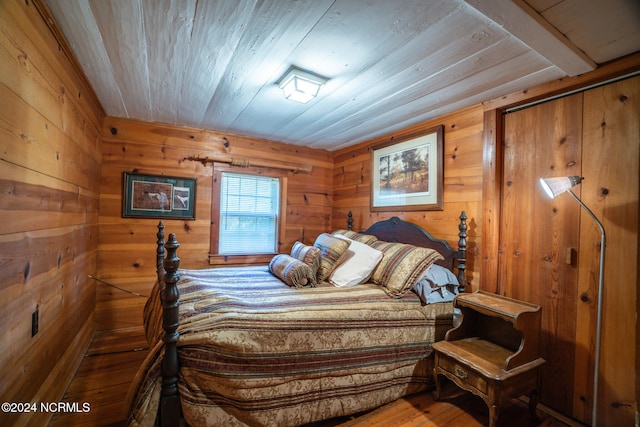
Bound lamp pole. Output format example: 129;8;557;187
567;189;606;427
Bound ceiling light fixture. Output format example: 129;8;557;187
279;67;327;104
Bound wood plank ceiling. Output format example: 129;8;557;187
44;0;640;151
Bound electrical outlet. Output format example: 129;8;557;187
31;307;39;337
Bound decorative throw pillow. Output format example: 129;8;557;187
332;230;379;245
269;254;316;288
313;233;351;282
329;236;383;287
412;264;460;304
370;241;444;297
290;241;322;277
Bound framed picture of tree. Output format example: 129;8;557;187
370;125;443;211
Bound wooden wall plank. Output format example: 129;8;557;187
3;4;636;426
332;105;484;291
483;63;639;425
0;51;101;190
500;94;583;417
0;227;98;406
200;0;334;130
479;110;501;293
240;1;469;142
0;163;99;234
578;75;639;425
0;1;102;425
97;117;333;331
482;52;640;112
464;0;595;75
174;0;254;125
136;0;194;123
88;0;151;119
12;316;94;427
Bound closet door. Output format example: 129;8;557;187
500;93;584;420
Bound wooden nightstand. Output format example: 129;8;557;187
433;291;545;427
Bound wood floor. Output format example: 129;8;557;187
49;328;580;427
49;328;149;427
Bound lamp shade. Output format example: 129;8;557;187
279;68;326;104
539;176;583;199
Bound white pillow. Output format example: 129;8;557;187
329;236;383;287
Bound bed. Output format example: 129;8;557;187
126;211;468;427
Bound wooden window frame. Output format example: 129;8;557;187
209;163;288;266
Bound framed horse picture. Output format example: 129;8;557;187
122;172;196;219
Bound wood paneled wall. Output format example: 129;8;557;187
96;117;333;331
0;1;104;425
333;57;640;424
482;58;640;424
332;105;485;291
577;75;638;425
4;2;637;425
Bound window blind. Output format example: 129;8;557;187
218;172;280;255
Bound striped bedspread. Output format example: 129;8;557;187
127;266;454;427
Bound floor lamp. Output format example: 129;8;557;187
539;176;606;427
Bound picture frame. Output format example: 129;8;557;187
122;172;196;219
370;125;444;211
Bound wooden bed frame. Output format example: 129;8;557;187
153;211;468;426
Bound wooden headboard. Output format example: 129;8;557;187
350;211;467;290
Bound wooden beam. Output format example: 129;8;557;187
483;52;640;112
463;0;596;76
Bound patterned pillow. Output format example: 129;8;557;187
290;242;322;277
313;233;351;281
332;230;379;245
269;254;316;288
370;241;444;297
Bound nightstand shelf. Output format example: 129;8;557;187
433;291;545;427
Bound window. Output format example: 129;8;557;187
209;163;288;266
216;171;281;255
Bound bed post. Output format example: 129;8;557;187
457;211;468;291
347;211;353;231
156;221;165;284
160;232;181;426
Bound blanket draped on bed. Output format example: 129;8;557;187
127;266;454;427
